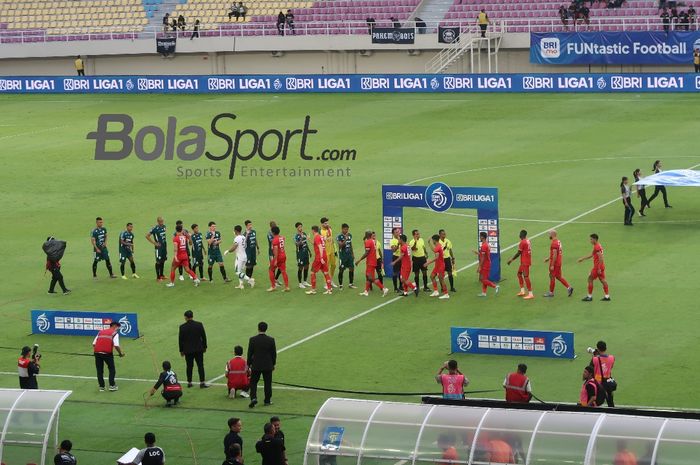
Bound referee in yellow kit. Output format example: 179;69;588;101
409;229;430;292
439;229;456;293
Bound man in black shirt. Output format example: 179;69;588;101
54;439;77;465
18;345;40;389
661;8;671;33
255;423;285;465
178;310;209;388
271;416;285;446
223;443;243;465
148;360;183;407
130;432;164;465
247;321;277;408
224;417;243;461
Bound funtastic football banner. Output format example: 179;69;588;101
31;309;140;338
1;74;700;93
531;31;700;65
451;327;575;359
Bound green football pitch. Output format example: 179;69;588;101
1;93;699;465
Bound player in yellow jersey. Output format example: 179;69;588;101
320;217;338;288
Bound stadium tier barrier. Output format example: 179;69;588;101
1;73;700;93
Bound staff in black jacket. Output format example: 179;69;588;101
179;310;209;388
247;321;277;408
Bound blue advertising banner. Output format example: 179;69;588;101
381;184;500;281
451;327;575;359
1;73;700;94
531;31;700;65
31;310;139;338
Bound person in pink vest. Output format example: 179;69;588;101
503;364;532;403
435;360;469;400
591;340;616;407
579;366;600;407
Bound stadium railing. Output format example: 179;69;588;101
0;17;696;43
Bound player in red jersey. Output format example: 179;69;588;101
391;234;418;297
306;225;332;295
473;231;499;297
543;229;574;298
424;234;449;299
578;233;610;301
507;229;534;300
355;230;389;297
268;226;290;292
166;224;200;287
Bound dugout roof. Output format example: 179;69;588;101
0;389;72;465
304;397;700;465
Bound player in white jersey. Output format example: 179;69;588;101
225;225;255;289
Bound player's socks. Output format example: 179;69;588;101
282;271;289;287
349;270;354;285
518;275;524;288
338;269;344;286
92;260;98;277
303;268;309;282
155;263;160;279
393;275;399;291
365;281;371;292
375;279;384;290
311;274;317;289
524;277;532;291
179;266;183;276
275;269;281;280
558;277;570;288
120;263;126;276
448;274;455;290
482;283;487;293
268;269;276;287
588;283;594;294
208;266;213;281
603;283;609;294
130;262;136;274
170;270;176;283
549;278;556;293
187;268;197;280
106;260;115;277
297;269;303;284
432;281;438;291
220;267;228;280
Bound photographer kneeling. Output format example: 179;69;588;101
18;345;41;389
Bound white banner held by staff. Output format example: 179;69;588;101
634;169;700;187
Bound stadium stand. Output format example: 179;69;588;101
0;0;695;43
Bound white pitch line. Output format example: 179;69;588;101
0;371;311;392
0;124;70;141
206;296;403;383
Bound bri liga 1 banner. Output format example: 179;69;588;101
531;31;700;65
31;309;140;338
451;327;575;359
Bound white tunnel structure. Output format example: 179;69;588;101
304;398;700;465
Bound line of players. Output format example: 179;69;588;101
90;217;610;300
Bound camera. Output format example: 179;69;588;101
586;346;599;356
32;344;41;360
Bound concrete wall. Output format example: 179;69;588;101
0;33;691;75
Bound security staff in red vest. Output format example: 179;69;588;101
435;360;469;400
92;321;125;392
503;363;532;403
18;346;40;389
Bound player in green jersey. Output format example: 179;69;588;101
145;216;168;281
119;222;139;279
294;222;312;288
337;223;356;289
206;221;230;283
91;216;116;279
190;224;207;281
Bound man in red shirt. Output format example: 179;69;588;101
507;229;534;300
306;225;332;295
424;234;449;299
166;224;200;287
391;234;418;297
268;226;290;292
474;231;499;297
543;229;573;298
355;230;389;297
226;345;250;399
578;233;610;301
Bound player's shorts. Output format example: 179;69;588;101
246;249;257;267
119;248;132;263
326;251;337;268
191;251;204;267
518;264;531;275
208;249;223;265
550;265;563;278
432;266;446;278
590;267;606;280
365;266;377;279
400;266;412;281
444;258;453;273
235;258;247;274
480;268;491;281
296;252;309;267
94;247;110;262
276;257;287;272
339;254;354;269
173;254;189;267
412;256;427;273
312;260;329;273
155;246;167;261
